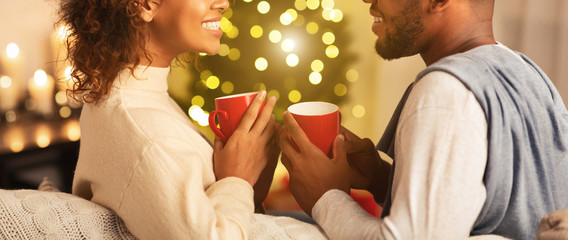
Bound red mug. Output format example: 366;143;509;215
288;101;340;157
208;92;261;143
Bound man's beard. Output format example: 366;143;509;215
375;3;425;60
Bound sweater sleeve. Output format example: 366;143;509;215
117;137;254;240
312;71;488;239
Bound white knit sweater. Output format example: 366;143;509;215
72;66;326;240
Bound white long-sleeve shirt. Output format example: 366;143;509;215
312;70;492;239
73;66;327;240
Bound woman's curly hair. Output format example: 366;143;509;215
58;0;151;103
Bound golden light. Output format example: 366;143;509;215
334;83;347;96
64;120;81;141
250;25;263;38
352;105;366;118
269;30;282;43
0;76;12;88
199;53;207;56
280;12;294;25
221;81;234;94
200;70;213;80
306;0;319;10
6;43;19;58
309;72;322;85
253;82;267;91
306;22;319;35
294;14;306;26
286;54;299;67
220;17;232;32
4;127;25;153
228;48;241;61
321;0;334;9
322;8;333;21
57;24;71;40
191;95;205;107
34;70;49;86
294;0;307;11
288;90;302;103
218;44;230;56
346;69;359;82
226;26;239;38
243;0;252;2
258;1;270;14
286;9;298;20
35;125;52;148
281;39;295;52
206;76;220;89
59;106;72;118
268;89;280;100
55;91;68;105
224;8;234;19
189;106;210;126
332;9;344;22
311;59;324;72
322;32;335;45
325;45;339;58
255;57;268;71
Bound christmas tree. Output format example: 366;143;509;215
172;0;356;125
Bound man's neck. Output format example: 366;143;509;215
420;20;496;66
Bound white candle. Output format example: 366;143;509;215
0;75;18;112
28;69;55;116
0;43;24;105
51;25;73;91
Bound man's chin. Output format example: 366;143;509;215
375;42;414;61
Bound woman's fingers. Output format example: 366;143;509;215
251;96;277;135
236;91;267;131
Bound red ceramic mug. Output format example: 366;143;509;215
208;92;262;143
288;101;340;157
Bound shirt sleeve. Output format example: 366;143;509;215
117;137;254;240
312;71;488;239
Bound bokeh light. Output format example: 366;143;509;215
206;76;220;89
268;89;281;100
191;95;205;107
55;91;68;105
59;106;72;118
218;44;230;56
321;0;334;9
281;39;295;52
255;57;268;71
309;72;322;85
322;32;335;45
280;12;293;25
228;48;241;61
325;45;339;58
224;8;234;19
250;25;263;38
220;17;232;32
311;59;324;72
226;26;239;38
346;69;359;82
306;0;319;10
334;83;347;96
306;22;319;35
0;76;12;88
294;0;307;10
221;81;234;94
253;82;267;91
288;90;302;103
286;54;299;67
269;30;282;43
332;9;344;22
258;1;270;14
352;105;366;118
6;43;19;58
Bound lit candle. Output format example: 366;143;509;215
0;43;24;106
3;126;25;153
35;124;52;148
51;24;72;90
0;75;18;112
28;69;55;117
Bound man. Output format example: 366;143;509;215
279;0;568;239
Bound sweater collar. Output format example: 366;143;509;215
115;66;170;92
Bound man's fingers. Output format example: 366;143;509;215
279;126;301;162
339;126;361;141
331;134;347;163
280;154;293;172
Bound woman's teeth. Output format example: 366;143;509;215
202;21;220;30
374;17;384;23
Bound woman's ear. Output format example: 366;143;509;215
139;0;161;23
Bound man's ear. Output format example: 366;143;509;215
139;0;161;23
429;0;450;12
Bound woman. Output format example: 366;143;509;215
58;0;325;239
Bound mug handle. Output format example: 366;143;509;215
209;110;229;143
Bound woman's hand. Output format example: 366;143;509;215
213;91;279;187
279;111;351;216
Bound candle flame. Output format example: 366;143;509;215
34;70;48;86
35;125;52;148
64;120;81;141
6;43;19;58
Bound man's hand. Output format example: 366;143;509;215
279;111;351;216
341;127;390;201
